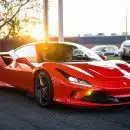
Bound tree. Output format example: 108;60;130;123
0;0;43;38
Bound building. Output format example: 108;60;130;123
63;35;130;48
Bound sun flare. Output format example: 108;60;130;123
30;25;44;40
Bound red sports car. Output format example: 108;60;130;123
0;41;130;108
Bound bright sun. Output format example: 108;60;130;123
30;25;44;40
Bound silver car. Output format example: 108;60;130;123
91;45;119;57
120;40;130;61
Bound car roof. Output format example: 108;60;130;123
92;45;106;48
92;45;117;48
27;41;78;46
14;41;84;51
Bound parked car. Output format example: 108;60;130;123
91;45;119;57
119;40;130;62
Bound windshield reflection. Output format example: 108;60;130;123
37;43;102;62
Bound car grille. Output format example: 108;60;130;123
82;91;130;104
117;97;130;103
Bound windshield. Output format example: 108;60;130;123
91;46;105;51
36;43;102;62
123;40;130;47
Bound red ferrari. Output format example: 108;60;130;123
0;41;130;108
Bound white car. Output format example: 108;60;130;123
119;40;130;62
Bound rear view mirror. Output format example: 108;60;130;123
16;57;28;64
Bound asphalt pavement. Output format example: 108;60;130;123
0;87;130;130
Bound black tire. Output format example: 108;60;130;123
34;70;53;108
114;54;118;57
120;55;130;61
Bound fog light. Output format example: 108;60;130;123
86;90;93;96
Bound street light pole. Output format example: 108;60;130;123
44;0;49;42
125;9;128;40
58;0;64;42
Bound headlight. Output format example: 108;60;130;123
56;68;92;87
68;76;92;87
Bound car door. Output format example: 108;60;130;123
108;46;115;55
104;47;113;56
0;45;37;89
0;55;10;86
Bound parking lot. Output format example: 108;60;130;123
0;87;130;130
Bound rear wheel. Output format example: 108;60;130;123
34;70;53;108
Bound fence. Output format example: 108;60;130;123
0;39;13;52
0;36;128;52
0;37;35;52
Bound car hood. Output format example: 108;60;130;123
63;61;130;79
33;60;130;79
59;60;130;88
33;60;130;88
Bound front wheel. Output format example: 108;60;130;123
34;70;53;108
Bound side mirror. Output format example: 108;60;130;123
16;57;29;64
100;55;107;61
16;57;34;69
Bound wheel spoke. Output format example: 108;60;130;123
35;73;50;106
42;84;48;91
38;74;44;86
41;94;48;101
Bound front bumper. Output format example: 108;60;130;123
55;90;130;107
58;98;130;107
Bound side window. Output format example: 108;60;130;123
104;47;109;52
73;49;84;56
108;47;114;52
111;46;116;51
101;47;106;52
15;45;37;62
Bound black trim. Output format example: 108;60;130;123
82;91;119;104
82;91;130;104
117;97;130;103
1;54;13;66
70;90;77;97
56;68;70;79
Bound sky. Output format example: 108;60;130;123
48;0;130;37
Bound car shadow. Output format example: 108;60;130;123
51;103;130;114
